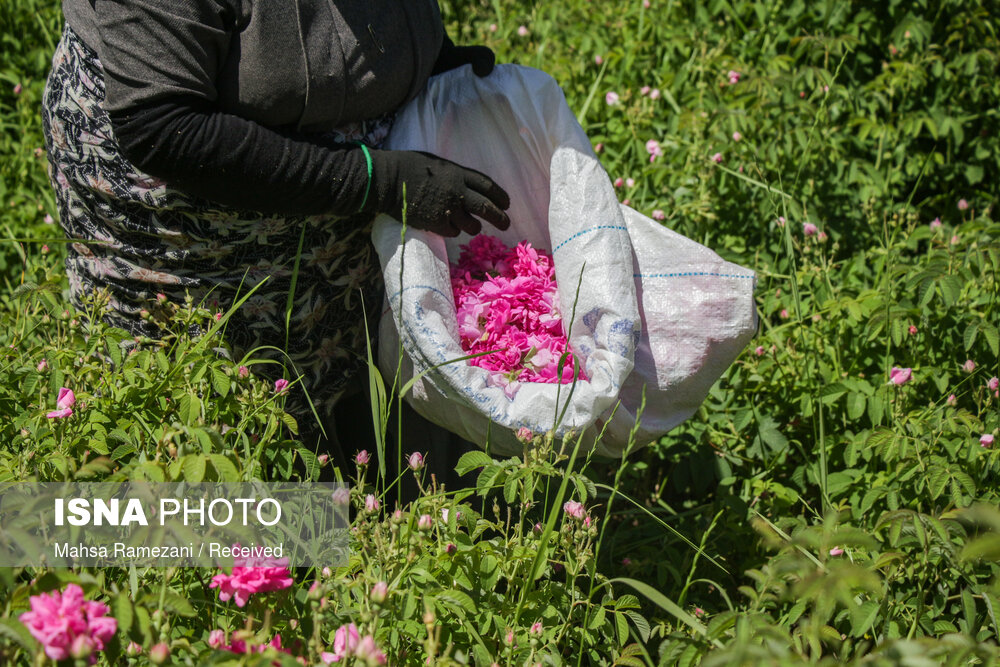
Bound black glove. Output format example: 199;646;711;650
370;150;511;237
431;33;496;77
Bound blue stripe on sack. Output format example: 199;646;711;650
634;272;756;279
553;225;628;252
388;284;452;303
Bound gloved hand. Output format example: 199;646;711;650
370;150;511;237
431;33;496;77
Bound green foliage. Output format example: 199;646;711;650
1;0;999;665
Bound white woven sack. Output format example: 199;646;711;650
373;64;755;457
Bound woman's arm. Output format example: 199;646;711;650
97;0;509;233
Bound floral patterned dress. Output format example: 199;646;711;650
42;23;390;419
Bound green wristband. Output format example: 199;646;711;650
356;142;374;213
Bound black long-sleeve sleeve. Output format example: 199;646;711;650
109;97;372;217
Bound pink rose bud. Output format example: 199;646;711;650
652;209;665;221
13;83;22;95
274;378;289;393
649;88;661;99
489;23;497;33
355;450;370;465
908;325;917;335
44;214;54;224
370;581;388;603
951;235;960;244
711;152;723;163
755;346;765;356
37;359;48;372
988;377;1000;391
149;642;170;665
364;494;379;512
126;640;143;656
946;394;957;406
622;557;631;566
215;312;223;321
516;426;533;443
605;91;620;106
317;454;329;466
693;607;705;619
803;222;818;236
640;86;650;96
625;177;635;188
981;434;995;448
622;198;631;206
41;244;49;253
613;177;624;188
732;131;742;141
800;91;806;98
445;542;456;554
418;514;433;531
517;25;529;37
237;365;249;378
321;567;332;577
957;198;969;211
829;547;844;556
594;55;603;65
407;451;424;470
594;142;603;153
930;217;942;229
530;621;543;635
208;630;225;649
533;522;543;535
777;216;786;227
889;367;912;385
780;309;789;319
963;360;976;373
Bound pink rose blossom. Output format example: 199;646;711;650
613;177;624;188
13;83;22;95
44;214;54;224
710;152;723;163
355;450;370;465
643;0;650;7
605;91;620;105
963;360;976;373
19;584;117;663
889;367;912;385
646;138;662;161
988;376;1000;391
321;623;361;663
755;346;765;356
652;209;665;221
776;216;786;227
517;25;529;37
649;88;661;100
563;500;586;520
594;55;603;65
418;514;433;531
930;217;942;229
908;325;917;335
237;365;249;378
407;451;424;470
981;434;994;448
208;630;226;649
803;222;818;236
274;378;289;393
46;387;76;419
516;426;533;443
625;177;635;188
958;198;969;211
779;309;789;319
355;635;387;664
364;494;379;512
37;359;48;372
732;131;742;141
640;86;650;96
209;548;293;607
727;70;741;84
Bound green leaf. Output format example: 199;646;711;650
455;450;494;476
208;454;240;482
141;589;196;617
982;323;1000;356
435;589;476;614
503;471;520;504
625;610;651;642
964;322;980;351
609;578;720;647
211;366;230;398
476;465;502;495
0;617;37;651
181;455;206;483
113;593;134;635
846;392;866;421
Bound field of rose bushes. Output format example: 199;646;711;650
2;0;1000;665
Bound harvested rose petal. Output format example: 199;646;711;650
451;236;586;394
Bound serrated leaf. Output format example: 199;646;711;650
296;447;319;480
211;366;229;398
181;455;206;483
624;610;650;642
113;593;134;635
435;589;475;614
142;589;196;617
503;471;520;504
964;322;980;351
208;454;240;482
982;323;1000;356
455;450;494;476
476;465;502;495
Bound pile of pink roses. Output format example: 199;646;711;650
451;235;585;397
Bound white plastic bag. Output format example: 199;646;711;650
373;64;755;457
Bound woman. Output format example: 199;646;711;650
42;1;511;452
